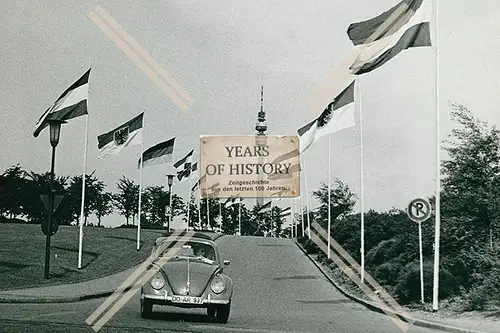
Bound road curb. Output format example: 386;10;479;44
294;241;490;333
0;233;228;304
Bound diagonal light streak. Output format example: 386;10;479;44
307;1;413;113
309;222;413;332
87;230;195;331
86;229;183;325
90;232;194;331
91;252;186;332
88;8;193;111
93;6;194;106
311;222;412;318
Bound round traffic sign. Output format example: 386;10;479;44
407;198;432;223
294;213;301;219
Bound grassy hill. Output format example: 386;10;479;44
0;223;166;291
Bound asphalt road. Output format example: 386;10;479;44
0;236;443;333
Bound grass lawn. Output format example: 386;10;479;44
0;223;166;291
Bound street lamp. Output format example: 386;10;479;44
44;119;66;279
166;174;175;232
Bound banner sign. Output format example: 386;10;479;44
199;135;300;198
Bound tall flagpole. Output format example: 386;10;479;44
136;139;144;251
300;197;305;237
292;197;295;237
169;183;173;231
270;200;274;237
187;177;191;231
432;0;441;312
303;154;311;239
238;200;241;235
358;78;365;282
206;197;210;230
219;201;222;233
328;133;331;259
197;189;202;229
78;115;89;269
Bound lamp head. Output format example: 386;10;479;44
167;174;175;186
48;119;67;147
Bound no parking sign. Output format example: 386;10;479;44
407;198;432;223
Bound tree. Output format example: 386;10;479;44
22;171;70;224
67;171;106;225
442;103;500;249
270;206;284;237
186;194;201;229
141;186;184;229
1;164;27;219
312;179;357;228
221;202;235;234
93;191;114;227
239;204;254;236
248;204;267;236
199;197;222;230
114;176;139;225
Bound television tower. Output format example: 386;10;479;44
255;85;267;206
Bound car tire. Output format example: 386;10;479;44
141;299;153;319
215;303;230;323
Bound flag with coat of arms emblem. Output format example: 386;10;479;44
298;79;356;153
97;113;144;158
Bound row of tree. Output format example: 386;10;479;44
295;103;500;309
0;167;292;235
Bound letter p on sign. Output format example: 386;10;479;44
407;198;432;223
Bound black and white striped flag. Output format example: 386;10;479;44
347;0;431;75
279;206;291;218
34;68;91;138
191;173;206;192
137;137;175;169
174;149;195;182
257;200;272;213
224;196;242;208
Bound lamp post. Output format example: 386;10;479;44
44;119;66;279
166;174;174;232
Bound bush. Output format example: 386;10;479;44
374;262;400;286
394;261;459;304
464;264;500;310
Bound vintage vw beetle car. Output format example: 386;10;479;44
140;233;233;323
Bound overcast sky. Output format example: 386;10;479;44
2;0;500;227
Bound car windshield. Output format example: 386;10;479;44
159;241;216;262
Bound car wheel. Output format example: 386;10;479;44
141;299;153;319
207;306;216;317
215;303;230;323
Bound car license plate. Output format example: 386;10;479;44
171;295;204;304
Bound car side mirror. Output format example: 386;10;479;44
223;260;230;266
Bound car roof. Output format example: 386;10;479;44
160;231;218;241
154;232;218;248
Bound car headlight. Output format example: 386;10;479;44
210;277;226;294
151;273;165;290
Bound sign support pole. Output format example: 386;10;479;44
419;221;424;303
407;197;432;305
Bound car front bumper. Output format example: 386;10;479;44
141;292;230;307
